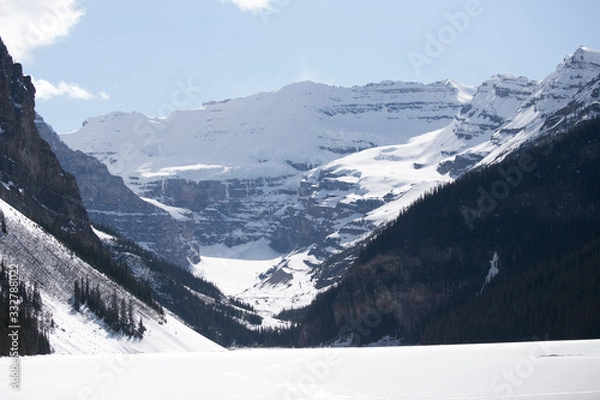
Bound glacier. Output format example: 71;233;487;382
59;47;600;319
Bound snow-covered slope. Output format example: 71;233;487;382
467;46;600;168
60;47;600;319
62;80;470;185
0;198;223;354
2;339;599;399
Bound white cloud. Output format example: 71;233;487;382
220;0;278;13
0;0;84;61
99;91;111;100
33;79;95;100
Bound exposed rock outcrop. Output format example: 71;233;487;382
0;38;96;245
36;116;191;267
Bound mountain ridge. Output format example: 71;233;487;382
58;46;600;319
0;39;96;248
0;37;225;354
294;117;600;346
36;114;192;267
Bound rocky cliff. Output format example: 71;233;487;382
0;38;96;245
60;47;600;317
297;118;600;346
36;115;191;267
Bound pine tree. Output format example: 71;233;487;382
73;280;80;311
120;298;127;332
138;316;146;337
109;290;119;330
127;300;134;335
84;277;90;302
0;210;6;234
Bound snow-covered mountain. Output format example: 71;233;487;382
35;114;193;268
63;79;470;186
60;47;600;318
0;37;223;354
0;198;222;354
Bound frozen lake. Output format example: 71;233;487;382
1;339;600;399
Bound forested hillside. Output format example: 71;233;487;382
0;260;51;355
421;236;600;343
99;230;272;346
295;118;600;346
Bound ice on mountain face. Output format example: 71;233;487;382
442;47;600;176
58;79;472;316
454;75;538;141
443;78;477;103
195;246;323;320
140;197;192;221
480;252;500;295
58;49;600;319
195;127;463;316
61;80;468;188
527;47;600;117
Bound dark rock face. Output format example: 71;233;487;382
0;39;96;245
437;153;485;178
298;117;600;346
269;175;382;255
139;176;285;248
60;79;469;268
36;116;191;267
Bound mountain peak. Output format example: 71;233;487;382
573;45;600;58
275;80;332;94
442;78;477;103
560;46;600;69
537;46;600;102
56;47;600;320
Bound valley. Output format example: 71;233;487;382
58;47;600;322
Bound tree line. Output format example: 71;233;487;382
290;117;600;346
73;277;145;338
100;230;268;346
0;259;52;355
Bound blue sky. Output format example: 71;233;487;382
1;0;599;133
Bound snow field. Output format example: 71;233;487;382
58;49;600;322
1;339;599;399
193;242;322;323
0;199;223;354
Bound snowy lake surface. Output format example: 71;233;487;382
1;339;599;399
